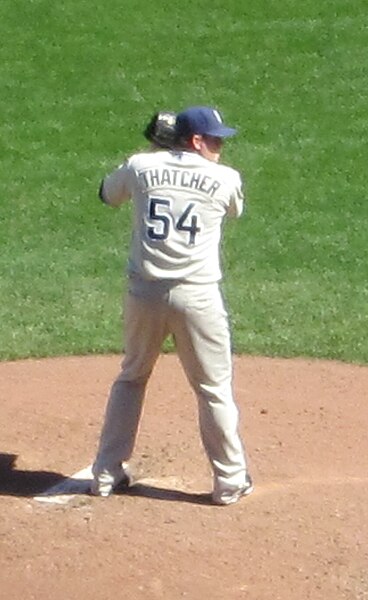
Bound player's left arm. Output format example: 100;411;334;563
227;171;245;218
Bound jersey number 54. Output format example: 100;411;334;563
147;197;201;245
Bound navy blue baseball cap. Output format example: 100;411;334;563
176;106;237;139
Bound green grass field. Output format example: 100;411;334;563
0;0;367;362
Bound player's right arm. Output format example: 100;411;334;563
99;160;134;206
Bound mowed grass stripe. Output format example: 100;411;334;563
0;0;366;361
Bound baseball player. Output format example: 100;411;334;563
91;106;253;505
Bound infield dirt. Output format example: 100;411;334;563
1;354;367;600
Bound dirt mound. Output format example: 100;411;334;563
1;354;367;599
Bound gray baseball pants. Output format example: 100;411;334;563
92;276;249;500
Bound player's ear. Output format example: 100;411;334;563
191;134;202;151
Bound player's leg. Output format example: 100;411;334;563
169;282;251;504
92;283;169;494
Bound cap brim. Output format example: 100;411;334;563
203;126;237;138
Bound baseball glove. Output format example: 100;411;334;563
143;110;177;149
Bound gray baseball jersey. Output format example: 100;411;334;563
100;150;244;283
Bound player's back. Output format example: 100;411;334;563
102;149;244;283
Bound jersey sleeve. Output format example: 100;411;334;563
99;159;134;206
226;171;245;218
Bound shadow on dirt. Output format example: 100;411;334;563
0;453;212;505
121;483;212;505
0;453;66;497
